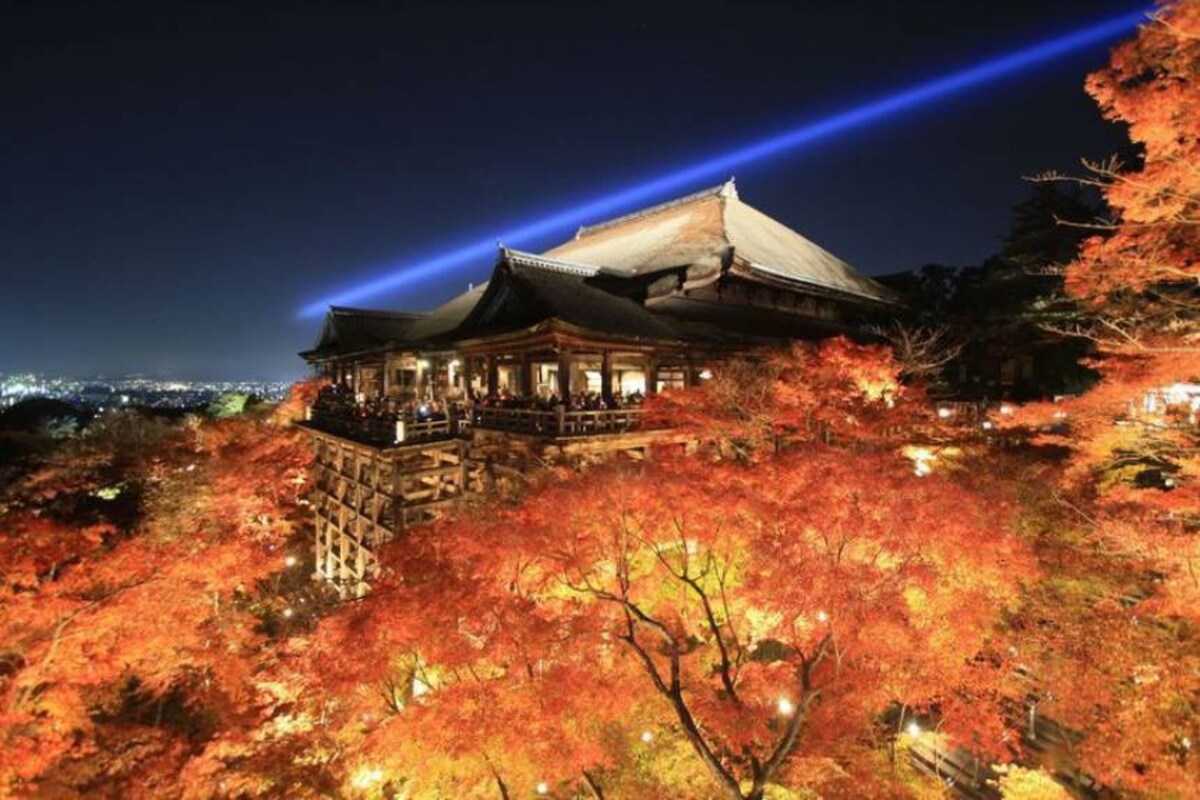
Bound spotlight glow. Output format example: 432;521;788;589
300;8;1147;317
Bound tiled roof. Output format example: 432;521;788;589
544;179;897;304
300;306;426;358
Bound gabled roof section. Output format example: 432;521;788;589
300;306;426;359
722;193;899;304
544;182;731;277
455;252;684;343
543;179;898;305
405;282;489;343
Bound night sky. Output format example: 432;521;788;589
3;1;1141;380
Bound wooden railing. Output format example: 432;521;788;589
307;409;456;447
472;406;644;437
309;404;644;445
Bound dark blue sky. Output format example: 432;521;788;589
2;1;1138;380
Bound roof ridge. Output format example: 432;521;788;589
574;179;736;240
329;306;428;319
501;247;643;278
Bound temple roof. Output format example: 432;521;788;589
405;282;489;343
544;179;896;304
455;255;684;343
300;306;426;359
301;182;900;361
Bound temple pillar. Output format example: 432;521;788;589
519;353;532;396
461;356;473;398
486;355;499;396
600;351;614;405
557;349;573;401
645;356;658;396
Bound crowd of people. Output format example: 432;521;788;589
310;381;646;442
311;382;460;424
472;388;645;412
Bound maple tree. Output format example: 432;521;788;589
272;341;1030;800
0;382;320;795
993;2;1200;793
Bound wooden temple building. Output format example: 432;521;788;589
299;181;898;594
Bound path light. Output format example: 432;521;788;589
777;697;796;716
906;720;922;737
536;782;549;795
282;608;294;619
285;555;298;567
350;766;384;790
640;730;654;744
903;446;936;477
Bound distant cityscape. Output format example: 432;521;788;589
0;372;294;412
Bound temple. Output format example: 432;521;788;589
300;180;898;593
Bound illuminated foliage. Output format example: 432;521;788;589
997;3;1200;794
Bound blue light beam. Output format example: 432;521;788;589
299;7;1147;318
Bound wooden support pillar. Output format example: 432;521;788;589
428;356;440;400
600;351;614;405
645;356;658;396
381;356;391;396
460;355;473;398
557;349;573;401
519;353;532;396
486;355;499;397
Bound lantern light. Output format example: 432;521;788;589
906;720;922;737
285;555;298;567
282;608;294;619
816;610;829;623
640;730;654;743
777;697;796;716
536;782;549;795
350;766;385;790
